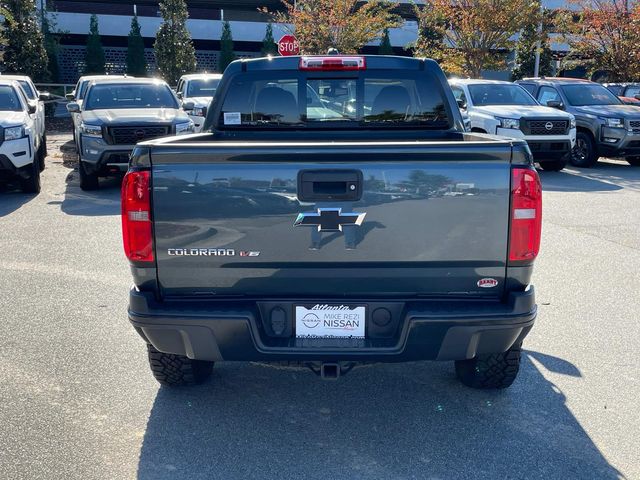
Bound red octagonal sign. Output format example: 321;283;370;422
278;34;300;56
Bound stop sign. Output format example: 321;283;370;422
278;34;300;56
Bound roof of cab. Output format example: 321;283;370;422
86;77;168;86
449;78;514;85
235;54;433;72
0;74;31;81
519;77;594;85
0;79;22;88
78;74;129;82
180;73;223;80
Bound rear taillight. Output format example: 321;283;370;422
509;167;542;263
121;170;154;263
299;56;366;71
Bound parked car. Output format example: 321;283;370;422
0;79;46;193
176;73;222;132
449;79;576;171
603;83;640;105
67;74;129;145
66;77;194;190
517;77;640;167
123;55;540;390
1;74;49;155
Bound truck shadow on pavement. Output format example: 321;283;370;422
58;169;121;216
540;159;640;193
0;184;37;217
137;351;622;480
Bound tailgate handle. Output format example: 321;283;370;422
298;169;363;201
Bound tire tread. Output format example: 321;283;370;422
147;344;213;386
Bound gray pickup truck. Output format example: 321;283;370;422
123;55;541;389
67;78;194;190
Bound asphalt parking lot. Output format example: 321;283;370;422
1;134;638;480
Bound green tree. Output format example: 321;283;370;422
378;28;394;55
43;14;65;83
2;0;49;81
126;15;147;76
154;0;197;85
512;14;554;80
266;0;400;54
414;0;539;78
219;21;236;72
85;14;106;74
261;22;278;56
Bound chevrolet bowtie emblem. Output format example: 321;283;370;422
294;208;366;232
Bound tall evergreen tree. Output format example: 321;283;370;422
261;23;278;56
85;14;106;74
43;15;61;83
126;15;147;76
2;0;49;81
378;28;394;55
154;0;196;85
219;21;236;72
512;19;554;80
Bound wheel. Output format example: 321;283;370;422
455;343;521;389
42;133;48;157
19;157;41;194
626;156;640;166
78;157;99;191
538;158;567;171
571;131;598;167
38;141;46;172
147;343;214;386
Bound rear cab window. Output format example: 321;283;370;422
217;68;452;130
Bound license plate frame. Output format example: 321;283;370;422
295;304;366;339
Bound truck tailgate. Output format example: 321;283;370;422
150;142;512;298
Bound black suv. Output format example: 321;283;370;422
517;77;640;167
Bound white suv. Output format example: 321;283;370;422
176;73;222;132
0;79;46;193
449;79;576;171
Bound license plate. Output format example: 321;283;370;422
295;304;366;339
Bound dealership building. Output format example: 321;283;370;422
46;0;422;82
45;0;569;83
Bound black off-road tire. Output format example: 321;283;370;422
571;131;598;168
147;344;214;386
538;158;567;171
19;157;41;194
455;343;522;389
626;156;640;166
42;133;48;157
78;157;99;191
38;141;46;172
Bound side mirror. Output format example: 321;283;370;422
39;91;51;101
456;98;467;110
546;100;564;109
177;92;183;99
66;102;80;113
66;92;75;101
635;94;640;100
27;102;37;114
182;101;194;111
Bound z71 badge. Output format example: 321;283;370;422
167;248;260;257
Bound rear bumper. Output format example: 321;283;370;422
128;287;537;362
